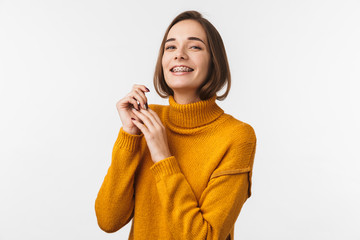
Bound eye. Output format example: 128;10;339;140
191;46;202;50
165;45;175;50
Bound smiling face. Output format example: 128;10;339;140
162;19;211;101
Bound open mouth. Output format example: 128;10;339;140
170;66;194;72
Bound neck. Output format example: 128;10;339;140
166;95;224;129
173;92;200;104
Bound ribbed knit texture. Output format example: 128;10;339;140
95;95;257;240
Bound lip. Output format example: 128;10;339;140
171;71;192;76
170;65;194;72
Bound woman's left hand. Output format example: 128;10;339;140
131;107;172;163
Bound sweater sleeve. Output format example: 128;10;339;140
95;126;143;233
149;133;256;239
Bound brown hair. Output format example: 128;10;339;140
153;10;231;101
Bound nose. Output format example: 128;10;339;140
174;46;188;60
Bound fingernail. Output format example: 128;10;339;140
145;87;150;92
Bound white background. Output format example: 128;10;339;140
1;0;359;239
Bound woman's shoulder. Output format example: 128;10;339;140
221;113;257;143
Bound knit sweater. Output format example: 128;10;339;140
95;95;257;240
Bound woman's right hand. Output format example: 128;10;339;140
116;84;150;135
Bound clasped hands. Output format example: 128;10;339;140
131;107;172;164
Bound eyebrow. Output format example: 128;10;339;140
165;37;205;45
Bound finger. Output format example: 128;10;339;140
133;84;150;93
126;95;140;111
134;88;148;109
146;107;162;126
131;91;144;110
130;112;143;124
132;108;156;130
137;107;162;127
131;117;149;135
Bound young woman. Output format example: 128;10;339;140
95;10;257;240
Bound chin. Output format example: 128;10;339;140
168;82;199;91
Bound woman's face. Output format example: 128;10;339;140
162;19;211;96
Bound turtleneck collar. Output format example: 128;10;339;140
166;95;224;129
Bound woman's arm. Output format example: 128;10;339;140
150;138;256;239
95;127;143;233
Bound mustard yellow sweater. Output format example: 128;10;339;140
95;95;257;240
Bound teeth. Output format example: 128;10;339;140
172;66;193;72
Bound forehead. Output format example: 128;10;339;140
167;19;207;43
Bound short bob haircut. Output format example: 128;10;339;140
153;10;231;101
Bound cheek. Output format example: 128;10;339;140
198;56;210;73
162;56;170;77
162;54;170;67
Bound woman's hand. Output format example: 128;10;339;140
131;107;172;163
116;84;150;135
